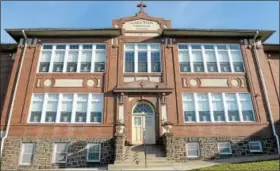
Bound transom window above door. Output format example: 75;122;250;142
124;43;161;73
178;44;244;73
133;102;154;114
38;44;106;73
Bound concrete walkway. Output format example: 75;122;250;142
109;154;279;170
18;154;278;171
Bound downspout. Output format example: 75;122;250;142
0;30;28;156
251;31;280;154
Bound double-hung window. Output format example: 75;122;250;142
197;94;210;122
75;94;88;122
90;94;103;123
211;94;225;122
29;93;103;123
39;45;52;72
20;143;35;165
178;44;244;73
38;44;106;73
217;45;231;72
80;45;92;72
30;94;44;122
230;45;244;72
45;94;58;122
204;45;218;72
66;45;79;72
87;143;101;162
191;45;204;72
239;93;254;121
60;94;73;122
183;94;196;122
94;45;106;72
124;43;161;73
186;142;200;158
138;50;148;72
183;93;255;123
225;94;240;121
53;143;68;163
52;45;66;72
179;47;191;72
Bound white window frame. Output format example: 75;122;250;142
218;142;232;155
182;93;196;123
182;92;255;123
178;43;244;73
123;43;162;73
19;143;35;165
186;142;200;158
38;45;52;72
37;43;106;73
248;141;263;152
28;93;104;124
52;143;69;163
28;94;44;123
86;143;101;162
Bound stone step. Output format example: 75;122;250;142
108;163;175;170
124;153;166;157
123;156;167;160
114;159;172;164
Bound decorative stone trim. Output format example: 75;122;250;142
42;78;55;88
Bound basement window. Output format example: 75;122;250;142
249;141;263;152
20;143;35;165
86;143;101;162
53;143;69;163
186;142;200;158
218;142;232;155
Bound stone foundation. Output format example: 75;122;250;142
1;137;114;170
114;134;125;161
163;133;278;162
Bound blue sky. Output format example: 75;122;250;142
1;1;279;43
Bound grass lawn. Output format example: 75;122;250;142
192;160;280;171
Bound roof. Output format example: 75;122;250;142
263;43;280;52
0;43;17;52
162;29;275;42
5;28;122;42
5;28;275;43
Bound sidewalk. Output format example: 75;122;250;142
115;154;279;171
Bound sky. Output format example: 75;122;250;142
1;1;279;44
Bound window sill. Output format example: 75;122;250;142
19;163;32;166
124;72;162;76
180;72;245;76
87;160;100;163
22;123;113;127
37;72;105;76
249;150;263;153
219;153;232;155
178;122;269;126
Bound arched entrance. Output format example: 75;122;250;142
132;102;156;144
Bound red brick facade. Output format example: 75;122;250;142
0;7;279;169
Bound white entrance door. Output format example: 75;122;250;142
132;103;156;144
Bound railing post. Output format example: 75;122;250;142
143;128;147;168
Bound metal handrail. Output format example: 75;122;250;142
143;128;147;168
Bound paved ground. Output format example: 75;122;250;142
107;154;279;171
20;154;279;171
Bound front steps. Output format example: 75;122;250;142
108;145;174;170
